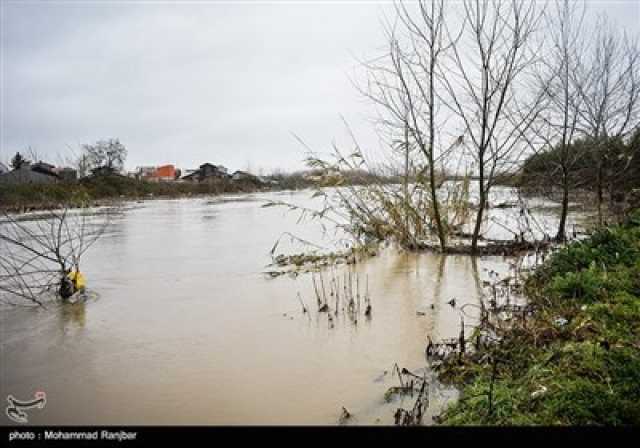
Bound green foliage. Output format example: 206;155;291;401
547;267;636;304
520;132;639;193
438;211;640;425
534;224;640;287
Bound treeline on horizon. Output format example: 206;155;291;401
519;129;640;199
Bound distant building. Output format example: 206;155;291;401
231;170;262;183
0;163;58;185
135;166;157;180
134;164;177;182
0;162;8;175
154;165;176;181
182;163;229;182
0;161;79;185
200;163;228;178
90;166;122;177
31;161;57;176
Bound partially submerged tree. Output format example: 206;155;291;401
272;0;637;256
0;204;115;307
359;0;458;250
438;0;545;252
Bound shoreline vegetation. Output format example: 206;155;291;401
0;169;393;214
432;210;640;425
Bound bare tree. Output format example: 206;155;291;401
358;0;461;251
528;0;588;241
0;206;115;307
54;144;90;178
574;15;640;224
82;138;128;174
438;0;545;253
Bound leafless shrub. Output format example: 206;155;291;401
0;205;116;307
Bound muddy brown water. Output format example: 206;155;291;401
0;188;586;425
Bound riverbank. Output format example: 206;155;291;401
0;170;401;214
0;175;285;213
434;209;640;425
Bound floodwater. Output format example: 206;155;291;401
0;188;588;425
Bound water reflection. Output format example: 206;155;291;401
58;302;86;331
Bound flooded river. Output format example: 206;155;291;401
0;188;587;425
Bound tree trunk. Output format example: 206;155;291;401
471;187;485;253
429;161;446;252
471;159;486;253
555;170;569;241
428;34;446;253
404;121;410;245
597;161;604;226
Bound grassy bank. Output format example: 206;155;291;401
436;209;640;425
0;175;272;212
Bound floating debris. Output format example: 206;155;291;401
338;407;352;425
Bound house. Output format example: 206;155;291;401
231;170;264;184
231;170;254;181
154;165;176;181
31;161;56;176
135;166;157;180
0;160;79;185
200;163;228;178
179;169;198;180
90;166;123;177
0;163;58;185
181;171;199;182
182;163;229;182
135;164;177;182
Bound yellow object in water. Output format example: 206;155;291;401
67;271;86;290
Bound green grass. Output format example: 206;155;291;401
436;209;640;425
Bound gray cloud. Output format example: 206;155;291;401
2;0;638;173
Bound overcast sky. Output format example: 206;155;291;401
1;0;639;173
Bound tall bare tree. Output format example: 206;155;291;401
574;15;640;224
438;0;544;253
529;0;588;241
82;138;128;174
359;0;458;251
